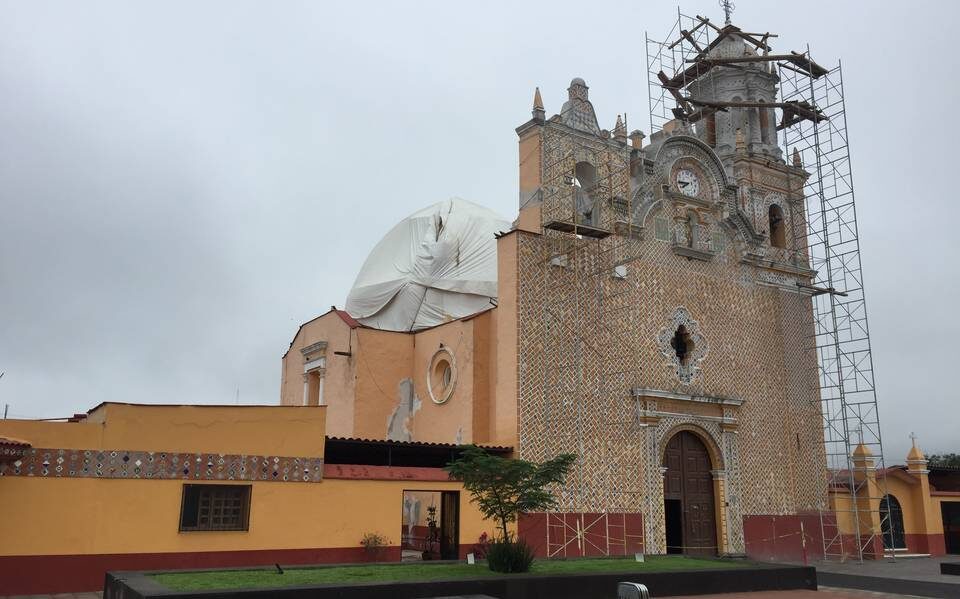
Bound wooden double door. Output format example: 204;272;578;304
663;431;718;556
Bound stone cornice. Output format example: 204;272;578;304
518;117;632;152
300;341;327;358
741;254;816;278
671;244;715;262
630;388;745;407
664;189;718;210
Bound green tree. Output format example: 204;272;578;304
928;453;960;468
445;445;576;542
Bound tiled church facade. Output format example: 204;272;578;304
276;35;832;559
512;71;826;556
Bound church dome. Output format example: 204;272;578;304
344;198;511;332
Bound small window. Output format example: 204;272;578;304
671;325;694;366
654;216;670;242
769;204;786;249
428;350;457;404
180;484;251;532
711;229;725;254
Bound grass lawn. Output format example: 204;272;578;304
152;555;749;591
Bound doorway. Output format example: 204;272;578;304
880;494;906;550
943;501;960;554
662;430;718;556
401;490;460;561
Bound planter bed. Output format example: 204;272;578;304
105;556;816;599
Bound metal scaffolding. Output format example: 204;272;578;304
645;11;890;561
535;130;648;557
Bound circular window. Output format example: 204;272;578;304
427;349;457;404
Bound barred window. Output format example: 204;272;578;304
711;229;726;254
179;484;251;532
654;216;670;242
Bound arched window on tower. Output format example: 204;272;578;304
768;204;786;249
573;161;597;225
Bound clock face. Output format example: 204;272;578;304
676;169;701;197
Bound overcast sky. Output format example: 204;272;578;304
1;1;957;461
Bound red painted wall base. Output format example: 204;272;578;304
743;513;824;562
0;546;405;595
904;533;946;556
518;512;644;558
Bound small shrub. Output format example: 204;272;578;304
486;536;535;573
473;531;491;559
360;532;390;561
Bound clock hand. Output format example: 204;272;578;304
678;181;689;187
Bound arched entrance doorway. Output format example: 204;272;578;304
663;430;717;556
880;494;906;550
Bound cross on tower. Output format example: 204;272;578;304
719;0;735;25
910;431;918;447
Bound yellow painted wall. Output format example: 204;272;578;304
881;475;921;534
0;404;326;457
829;470;948;539
0;404;492;557
0;476;489;556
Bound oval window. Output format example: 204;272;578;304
427;349;457;404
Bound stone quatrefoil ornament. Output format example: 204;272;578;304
657;306;708;384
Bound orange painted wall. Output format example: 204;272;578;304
283;308;503;446
280;311;357;437
491;232;520;448
471;311;492;445
352;327;414;439
410;318;477;445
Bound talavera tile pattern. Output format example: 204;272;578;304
0;447;324;483
517;120;826;556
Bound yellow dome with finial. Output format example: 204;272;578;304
907;436;926;461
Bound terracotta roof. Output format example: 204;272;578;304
334;309;361;329
0;436;31;448
325;436;512;452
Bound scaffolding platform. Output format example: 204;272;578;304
544;220;611;239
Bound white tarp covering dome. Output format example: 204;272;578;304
345;197;511;332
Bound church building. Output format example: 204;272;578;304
281;22;828;559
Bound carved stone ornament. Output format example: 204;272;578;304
657;306;708;384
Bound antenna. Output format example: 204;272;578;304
719;0;735;25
